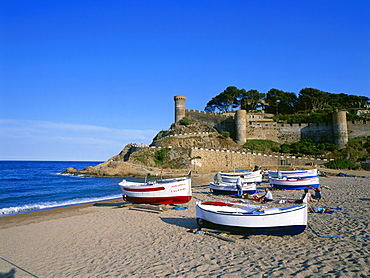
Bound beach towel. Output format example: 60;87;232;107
172;206;188;210
310;207;335;214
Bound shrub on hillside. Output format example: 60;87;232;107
179;117;191;126
279;139;337;156
243;140;280;152
154;147;169;166
325;159;360;170
219;131;230;138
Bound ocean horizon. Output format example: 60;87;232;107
0;161;142;216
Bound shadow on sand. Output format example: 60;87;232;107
93;202;129;207
160;217;197;229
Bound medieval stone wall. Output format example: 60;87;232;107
189;147;329;173
185;109;370;144
348;121;370;139
185;109;236;137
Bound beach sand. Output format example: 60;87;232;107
1;173;369;277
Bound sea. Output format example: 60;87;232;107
0;161;143;216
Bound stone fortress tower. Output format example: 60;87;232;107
235;109;247;144
174;95;186;123
332;109;348;150
173;95;364;150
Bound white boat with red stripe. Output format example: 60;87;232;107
119;175;192;205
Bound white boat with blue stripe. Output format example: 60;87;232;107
268;168;318;179
269;176;320;190
196;201;307;236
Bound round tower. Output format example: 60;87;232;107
236;109;247;145
174;95;186;123
332;109;348;150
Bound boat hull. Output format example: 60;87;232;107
119;177;192;205
220;170;262;184
210;182;257;195
197;218;306;236
196;202;307;236
268;169;318;179
269;177;320;190
125;195;191;205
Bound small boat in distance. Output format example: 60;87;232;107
119;175;192;205
196;201;307;236
268;169;318;179
210;182;257;195
219;170;262;184
210;170;260;195
269;176;320;190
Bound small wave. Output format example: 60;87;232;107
1;178;29;181
55;172;92;178
0;194;122;216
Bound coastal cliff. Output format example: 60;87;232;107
63;120;369;177
63;122;239;177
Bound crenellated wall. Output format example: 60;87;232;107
348;121;370;138
189;147;329;173
185;109;236;137
180;105;370;145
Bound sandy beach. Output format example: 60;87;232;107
1;173;369;277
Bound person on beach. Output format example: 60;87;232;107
214;172;222;185
236;175;244;198
288;189;314;203
257;188;273;203
312;187;327;202
277;169;282;179
308;207;332;213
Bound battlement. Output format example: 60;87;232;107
185;109;233;117
176;96;370;147
155;131;213;140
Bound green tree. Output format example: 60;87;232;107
328;93;370;110
205;86;242;112
239;89;265;111
296;88;329;112
266;88;298;114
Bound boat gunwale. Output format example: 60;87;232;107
119;177;191;188
197;203;306;217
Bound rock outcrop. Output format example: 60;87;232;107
64;121;245;177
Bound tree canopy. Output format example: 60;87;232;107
205;86;266;113
240;90;266;111
205;86;370;122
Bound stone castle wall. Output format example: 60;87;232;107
189;147;328;173
348;121;370;139
185;109;370;144
185;109;236;137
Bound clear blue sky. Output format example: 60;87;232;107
1;0;369;161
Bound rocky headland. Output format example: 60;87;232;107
63;122;229;177
63;121;370;178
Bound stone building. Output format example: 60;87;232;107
174;95;370;150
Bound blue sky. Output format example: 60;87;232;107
1;0;369;161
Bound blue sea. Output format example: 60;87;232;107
0;161;142;216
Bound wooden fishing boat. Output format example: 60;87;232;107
209;182;257;195
219;170;262;184
196;201;307;236
269;176;320;190
119;176;192;205
268;169;318;179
